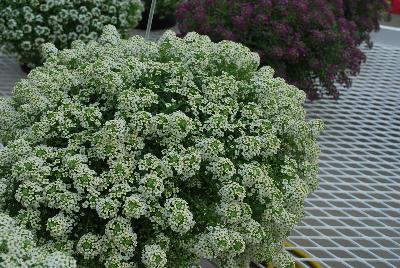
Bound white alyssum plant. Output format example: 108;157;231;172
0;212;76;268
0;0;143;68
0;25;323;268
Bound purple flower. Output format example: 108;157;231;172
232;15;248;31
310;30;325;43
176;0;387;99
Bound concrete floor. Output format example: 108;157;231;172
382;13;400;27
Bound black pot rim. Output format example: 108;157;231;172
19;63;32;74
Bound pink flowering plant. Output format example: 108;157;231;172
0;26;323;267
176;0;372;100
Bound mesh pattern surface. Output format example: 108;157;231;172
0;54;25;97
0;43;399;268
288;44;400;268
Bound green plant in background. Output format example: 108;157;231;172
0;26;323;268
0;0;143;68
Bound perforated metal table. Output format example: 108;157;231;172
289;43;400;268
0;30;399;268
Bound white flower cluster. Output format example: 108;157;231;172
0;212;76;268
0;26;323;267
0;0;143;67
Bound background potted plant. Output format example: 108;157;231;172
343;0;390;47
176;0;388;100
0;25;323;267
0;0;143;73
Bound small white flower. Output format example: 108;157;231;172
164;198;195;234
123;194;147;219
141;244;167;268
0;27;322;268
0;212;76;267
76;233;103;259
46;213;75;238
96;197;120;219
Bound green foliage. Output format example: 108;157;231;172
0;26;323;267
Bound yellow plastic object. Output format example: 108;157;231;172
284;241;323;268
264;241;323;268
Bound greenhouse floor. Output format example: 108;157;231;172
292;43;400;268
0;29;399;268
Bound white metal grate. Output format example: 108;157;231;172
0;41;399;268
0;54;25;97
289;43;400;268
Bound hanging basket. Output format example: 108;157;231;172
137;9;176;30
